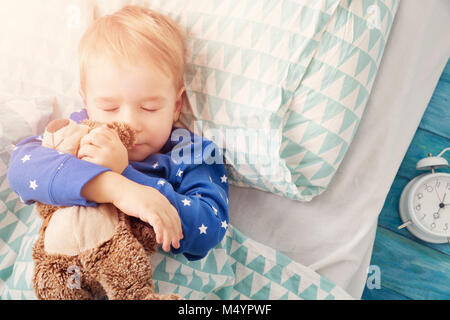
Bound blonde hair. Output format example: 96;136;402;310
78;5;186;94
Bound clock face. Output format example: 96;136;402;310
412;174;450;237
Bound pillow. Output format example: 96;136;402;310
93;0;350;201
94;0;397;201
279;0;400;200
1;0;399;202
0;96;55;149
0;0;91;118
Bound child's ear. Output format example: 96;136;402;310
78;88;87;106
173;87;185;122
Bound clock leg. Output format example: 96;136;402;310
398;220;412;230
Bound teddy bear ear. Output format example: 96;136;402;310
80;119;99;130
46;119;71;133
108;122;137;149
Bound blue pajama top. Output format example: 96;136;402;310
7;109;229;261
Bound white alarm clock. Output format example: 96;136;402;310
398;148;450;244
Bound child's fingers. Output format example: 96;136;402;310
81;129;111;147
78;155;97;165
101;125;121;141
145;214;163;244
158;217;180;252
139;201;182;252
152;223;180;252
171;238;180;249
152;221;163;245
95;125;121;144
175;208;184;239
162;218;181;252
78;143;100;160
164;204;183;241
147;213;173;251
162;230;171;252
164;208;180;240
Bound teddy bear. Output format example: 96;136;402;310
31;118;182;300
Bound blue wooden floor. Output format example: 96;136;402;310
362;59;450;300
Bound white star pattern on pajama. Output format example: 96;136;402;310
29;180;38;190
21;154;31;163
7;111;229;261
198;224;207;234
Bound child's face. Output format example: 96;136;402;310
80;56;184;161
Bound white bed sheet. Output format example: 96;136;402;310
228;0;450;299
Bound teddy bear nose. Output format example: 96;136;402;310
46;119;70;133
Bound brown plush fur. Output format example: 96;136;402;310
32;119;182;300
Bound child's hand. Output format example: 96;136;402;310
113;181;183;252
78;125;129;173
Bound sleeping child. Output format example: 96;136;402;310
7;5;229;261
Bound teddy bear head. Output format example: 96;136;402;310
35;118;137;220
42;119;136;156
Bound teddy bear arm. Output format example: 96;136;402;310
129;216;158;255
35;202;60;220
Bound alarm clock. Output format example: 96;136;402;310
398;148;450;244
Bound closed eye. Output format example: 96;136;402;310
101;107;119;112
142;107;158;112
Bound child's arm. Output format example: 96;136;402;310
7;109;111;207
121;141;229;261
77;123;228;259
75;123;183;253
7;134;111;207
81;170;183;253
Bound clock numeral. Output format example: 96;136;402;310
419;213;426;221
433;212;440;220
417;193;423;200
430;222;436;230
415;204;421;211
444;224;448;231
424;184;433;192
435;180;441;189
447;182;450;191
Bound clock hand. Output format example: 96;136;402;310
434;206;442;219
435;183;442;203
441;193;447;209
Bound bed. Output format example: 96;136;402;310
228;0;450;298
0;0;449;300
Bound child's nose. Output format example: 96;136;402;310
122;109;143;133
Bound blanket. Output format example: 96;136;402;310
0;144;351;300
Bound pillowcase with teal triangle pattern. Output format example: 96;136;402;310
97;0;399;201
